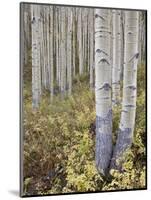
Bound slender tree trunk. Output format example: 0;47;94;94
89;9;94;89
72;8;76;77
78;8;83;75
60;7;66;97
46;7;50;90
120;11;125;80
55;7;59;85
50;6;54;101
110;11;139;170
31;4;41;109
95;9;112;175
112;10;121;105
67;7;72;95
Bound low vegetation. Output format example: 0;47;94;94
23;64;146;196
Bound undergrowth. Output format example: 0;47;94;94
23;63;146;196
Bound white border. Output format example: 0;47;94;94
0;0;150;199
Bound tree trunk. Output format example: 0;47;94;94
95;9;112;175
89;9;94;89
112;10;121;105
78;8;83;75
50;6;54;101
110;11;139;170
31;4;41;109
60;7;66;97
67;7;72;95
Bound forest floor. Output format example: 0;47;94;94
23;63;146;196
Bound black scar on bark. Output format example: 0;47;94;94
95;14;105;20
95;30;111;34
31;17;36;24
124;104;135;108
128;52;139;63
126;85;136;90
112;81;120;85
97;83;111;91
98;58;110;65
128;31;133;35
96;49;108;56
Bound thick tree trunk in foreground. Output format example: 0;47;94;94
95;9;112;175
110;11;139;170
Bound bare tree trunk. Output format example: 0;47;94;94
112;10;121;105
55;7;59;85
50;6;54;101
110;11;139;170
31;4;41;109
60;7;66;97
67;7;72;95
89;9;94;89
95;9;112;175
72;8;76;77
78;8;83;75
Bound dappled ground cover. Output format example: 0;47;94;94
23;64;146;196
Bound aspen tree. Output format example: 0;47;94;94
67;7;72;95
55;7;59;84
89;9;94;89
72;8;76;77
31;4;41;109
95;9;112;175
60;7;66;97
50;6;54;101
112;10;121;105
78;8;83;75
110;11;139;170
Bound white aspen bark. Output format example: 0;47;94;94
45;6;50;90
23;10;28;65
60;7;66;97
46;7;51;92
95;9;112;175
55;7;59;84
50;6;54;101
58;7;61;92
84;9;88;72
138;12;142;65
31;4;41;109
110;11;139;170
78;8;83;75
40;7;46;89
120;11;125;80
142;12;146;61
89;9;94;89
82;9;87;71
67;7;72;95
43;7;47;89
112;10;121;105
72;8;76;77
37;6;42;96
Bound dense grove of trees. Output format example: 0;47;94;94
22;4;95;108
21;3;146;186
